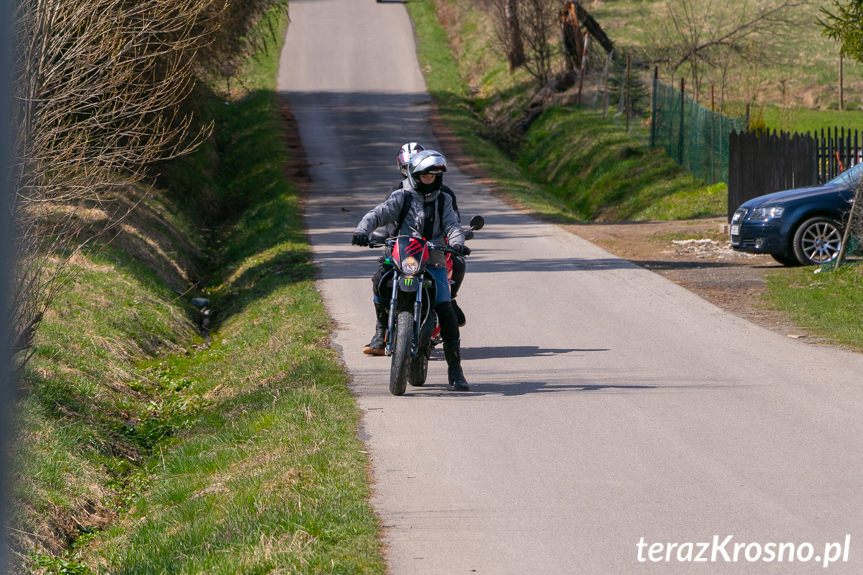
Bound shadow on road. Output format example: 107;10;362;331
400;379;657;397
460;346;609;360
472;380;657;396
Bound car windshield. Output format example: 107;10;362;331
828;161;863;189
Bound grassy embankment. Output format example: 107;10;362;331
406;0;863;351
14;6;386;574
408;0;725;222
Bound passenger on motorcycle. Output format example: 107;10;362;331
363;142;467;356
352;150;471;391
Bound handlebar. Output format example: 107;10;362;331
366;237;463;255
361;214;484;251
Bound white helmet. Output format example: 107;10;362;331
407;149;447;197
397;142;424;177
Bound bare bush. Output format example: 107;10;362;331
488;0;560;86
197;0;290;82
10;0;228;366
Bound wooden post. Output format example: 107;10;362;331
625;54;632;133
710;85;716;182
840;52;845;112
835;182;862;268
602;51;613;119
576;36;591;105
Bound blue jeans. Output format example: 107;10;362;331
427;267;451;305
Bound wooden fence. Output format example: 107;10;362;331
816;126;862;182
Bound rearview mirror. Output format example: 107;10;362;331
469;215;485;231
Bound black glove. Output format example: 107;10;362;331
450;243;471;256
352;233;369;247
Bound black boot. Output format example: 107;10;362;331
443;339;469;391
363;303;387;356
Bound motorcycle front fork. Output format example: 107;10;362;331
384;275;425;357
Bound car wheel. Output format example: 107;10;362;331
770;253;801;267
792;216;843;265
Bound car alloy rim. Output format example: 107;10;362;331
801;221;842;264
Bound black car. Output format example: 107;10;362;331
730;162;860;266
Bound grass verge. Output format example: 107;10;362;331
13;5;385;574
765;264;863;352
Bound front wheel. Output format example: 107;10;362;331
389;311;413;396
408;345;430;386
792;216;843;265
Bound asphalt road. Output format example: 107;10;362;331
278;1;863;572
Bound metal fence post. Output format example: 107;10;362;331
678;77;685;165
650;67;657;147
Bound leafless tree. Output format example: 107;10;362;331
647;0;805;104
488;0;527;69
518;0;560;86
487;0;561;85
10;0;227;367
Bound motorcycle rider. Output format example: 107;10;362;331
352;149;471;391
395;145;466;323
363;142;467;356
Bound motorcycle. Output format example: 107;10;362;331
365;215;483;395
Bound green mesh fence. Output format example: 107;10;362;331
650;79;747;184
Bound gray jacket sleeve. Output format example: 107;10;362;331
355;189;407;237
441;192;465;246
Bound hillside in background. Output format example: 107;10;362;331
435;0;863;124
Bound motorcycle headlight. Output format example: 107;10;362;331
401;256;419;274
747;206;784;221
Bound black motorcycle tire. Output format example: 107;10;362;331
408;345;430;386
389;311;413;396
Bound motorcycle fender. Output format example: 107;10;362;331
398;275;420;292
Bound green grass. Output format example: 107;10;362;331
520;107;725;220
85;8;385;573
14;3;385;573
759;105;863;135
765;264;863;351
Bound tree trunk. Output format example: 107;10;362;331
505;0;526;68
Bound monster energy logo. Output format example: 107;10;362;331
404;278;414;286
